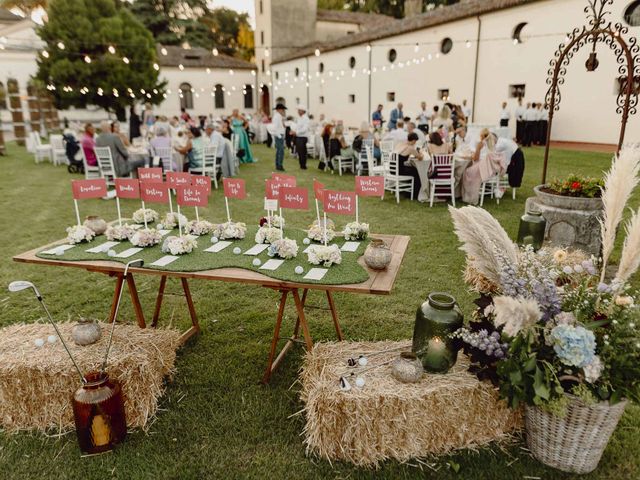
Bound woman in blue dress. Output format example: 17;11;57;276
230;109;255;163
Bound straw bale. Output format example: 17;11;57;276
0;322;180;434
301;341;522;467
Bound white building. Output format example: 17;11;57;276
261;0;640;145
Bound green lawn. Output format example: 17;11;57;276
0;142;638;479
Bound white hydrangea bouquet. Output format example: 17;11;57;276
255;226;283;244
132;208;159;224
66;225;95;244
268;238;298;259
342;221;370;241
105;224;140;242
259;215;285;229
307;244;342;267
185;220;215;236
308;218;336;243
130;228;162;247
213;222;247;240
159;212;188;230
162;235;198;255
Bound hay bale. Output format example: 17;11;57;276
0;322;180;433
301;341;522;467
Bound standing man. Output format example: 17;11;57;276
371;104;384;130
462;99;472;122
269;103;287;171
292;104;310;170
522;102;536;147
515;98;526;144
388;102;403;130
416;101;430;134
499;101;510;127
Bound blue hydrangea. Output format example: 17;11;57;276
549;324;596;368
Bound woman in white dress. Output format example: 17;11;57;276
461;129;506;205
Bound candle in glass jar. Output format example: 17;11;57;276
421;337;450;372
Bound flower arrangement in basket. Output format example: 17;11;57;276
448;147;640;474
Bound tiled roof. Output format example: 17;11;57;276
273;0;542;63
316;9;397;27
0;8;23;23
157;45;255;70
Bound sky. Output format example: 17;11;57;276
210;0;256;27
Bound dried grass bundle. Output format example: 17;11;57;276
464;263;500;293
599;146;640;282
0;322;180;434
615;208;640;285
300;341;522;467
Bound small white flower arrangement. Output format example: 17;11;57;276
185;220;215;236
255;226;283;244
105;223;140;241
160;212;188;229
130;228;162;247
307;244;342;267
308;223;336;243
213;222;247;240
259;215;285;229
268;238;299;259
66;225;95;244
343;221;370;241
132;208;159;224
161;235;198;255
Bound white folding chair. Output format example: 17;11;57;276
306;139;316;158
189;144;218;188
499;174;517;200
480;153;508;206
334;154;354;176
384;152;414;203
153;146;173;172
357;139;374;175
380;140;394;158
50;134;67;166
80;146;100;179
32;132;52;163
231;133;240;169
94;146;119;187
428;154;455;207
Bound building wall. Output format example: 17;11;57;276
316;21;361;42
270;0;640;144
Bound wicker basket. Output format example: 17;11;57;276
525;395;627;474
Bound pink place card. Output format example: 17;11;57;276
140;182;169;204
279;186;309;210
192;175;212;194
72;179;107;199
177;185;209;207
271;173;297;187
166;172;192;188
323;190;356;215
138;167;163;183
313;179;325;201
356;176;385;197
223;178;246;199
265;179;279;200
114;178;140;199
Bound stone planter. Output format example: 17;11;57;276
525;185;603;255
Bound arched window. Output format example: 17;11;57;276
179;82;193;109
0;82;6;110
388;48;397;63
244;84;253;109
512;22;528;44
440;38;453;55
214;84;225;109
624;1;640;26
349;56;356;69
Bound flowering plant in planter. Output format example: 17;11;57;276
547;174;604;198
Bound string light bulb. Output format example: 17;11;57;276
108;45;116;54
161;47;168;56
212;48;219;56
314;48;320;57
366;44;371;52
41;50;49;58
466;40;471;48
414;43;419;52
57;41;65;50
178;64;184;70
264;48;270;57
83;55;91;63
122;56;130;64
153;63;159;70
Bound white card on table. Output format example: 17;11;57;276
150;255;179;267
204;241;232;253
86;241;120;253
115;247;144;258
264;198;278;211
158;229;172;237
259;259;284;271
42;244;76;255
341;241;360;252
304;268;328;281
244;244;269;255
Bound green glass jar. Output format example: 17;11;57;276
517;209;546;251
412;292;463;373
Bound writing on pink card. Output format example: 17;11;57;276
138;167;163;183
355;176;384;197
72;179;107;199
166;172;192;188
265;179;280;200
223;178;246;199
313;179;325;201
140;182;169;204
114;178;140;199
271;173;297;187
279;186;308;210
177;185;208;207
323;190;355;215
192;175;211;194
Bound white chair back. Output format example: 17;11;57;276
431;154;454;177
388;153;401;177
154;146;173;172
381;140;394;155
50;134;64;150
80;146;100;179
94;146;116;184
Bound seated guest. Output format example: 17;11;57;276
150;126;174;170
111;121;130;147
454;125;475;155
176;126;205;172
407;122;425;146
96;120;144;176
204;123;225;179
354;122;381;160
393;132;425;200
427;131;452;156
221;119;232;140
492;133;525;190
383;120;408;143
331;124;358;165
80;123;97;166
461;129;506;205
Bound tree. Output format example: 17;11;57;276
317;0;459;18
36;0;165;120
0;0;48;13
199;8;254;60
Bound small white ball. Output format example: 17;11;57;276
303;238;311;245
233;247;242;255
55;247;65;256
34;338;45;347
355;376;365;388
358;356;368;367
295;266;304;275
252;258;261;267
211;236;219;244
107;249;117;257
47;335;57;344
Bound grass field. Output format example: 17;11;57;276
0;141;638;479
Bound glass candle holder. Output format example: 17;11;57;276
517;209;546;251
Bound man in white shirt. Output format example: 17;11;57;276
515;98;526;144
454;125;476;154
416;101;430;134
499;101;510;127
292;104;310;170
383;120;408;143
523;103;538;147
407;122;426;146
462;99;472;121
269;103;287;171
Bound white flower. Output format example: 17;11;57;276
105;223;140;241
132;208;159;224
614;295;634;307
130;228;162;247
260;215;285;228
493;296;542;337
583;356;603;383
553;249;568;263
483;304;495;317
342;221;370;241
307;224;335;242
307;244;342;267
161;212;188;229
213;222;246;240
255;226;283;244
562;266;573;275
161;235;198;255
554;311;577;326
66;225;95;244
185;220;215;236
268;238;298;259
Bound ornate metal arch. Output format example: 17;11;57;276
542;0;640;183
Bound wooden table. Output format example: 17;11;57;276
13;234;410;383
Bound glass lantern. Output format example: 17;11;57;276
517;208;547;251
